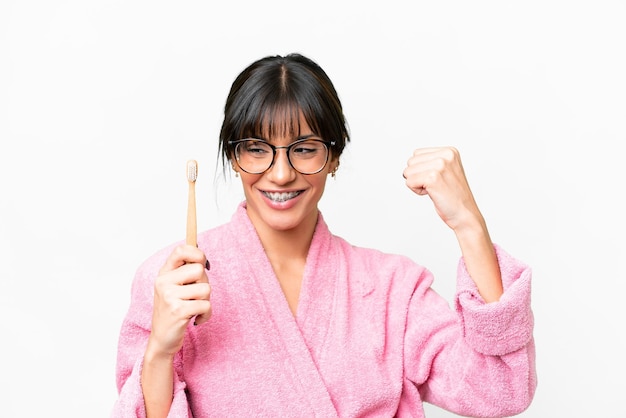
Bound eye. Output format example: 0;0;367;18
291;141;324;157
242;140;271;155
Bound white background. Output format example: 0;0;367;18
1;1;625;417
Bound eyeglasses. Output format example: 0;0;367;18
228;138;335;175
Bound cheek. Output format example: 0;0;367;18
309;174;329;193
239;173;261;191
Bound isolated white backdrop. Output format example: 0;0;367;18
1;1;625;417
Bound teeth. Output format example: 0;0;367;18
263;191;301;202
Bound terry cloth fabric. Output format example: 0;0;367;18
112;202;536;417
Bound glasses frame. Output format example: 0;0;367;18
228;138;336;175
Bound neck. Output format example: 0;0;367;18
251;210;318;263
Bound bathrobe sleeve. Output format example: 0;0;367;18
402;245;536;417
111;247;192;418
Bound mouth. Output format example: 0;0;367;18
262;190;303;202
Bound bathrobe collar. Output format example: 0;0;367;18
227;201;340;416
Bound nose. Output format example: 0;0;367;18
266;148;296;184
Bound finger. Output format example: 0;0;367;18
156;264;209;291
403;161;441;195
194;308;212;326
175;262;210;286
177;282;211;302
404;147;461;188
407;147;448;168
182;286;213;327
193;298;213;326
159;245;210;275
407;147;460;169
412;146;458;158
167;299;211;324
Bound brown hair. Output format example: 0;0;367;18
218;53;350;169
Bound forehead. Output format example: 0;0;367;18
248;107;315;141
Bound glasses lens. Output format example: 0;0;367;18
235;140;273;174
289;140;329;174
235;139;330;174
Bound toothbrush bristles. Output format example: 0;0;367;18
187;160;198;182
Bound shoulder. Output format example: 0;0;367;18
332;234;432;294
336;235;425;272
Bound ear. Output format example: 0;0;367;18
328;158;340;177
230;157;241;177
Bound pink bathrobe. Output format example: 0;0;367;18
113;202;536;417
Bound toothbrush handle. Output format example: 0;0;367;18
186;182;197;247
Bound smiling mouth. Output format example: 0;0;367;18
262;191;303;202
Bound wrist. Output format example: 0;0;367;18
144;339;177;365
453;211;489;245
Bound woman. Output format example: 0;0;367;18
113;53;536;417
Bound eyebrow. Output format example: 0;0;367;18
250;134;319;143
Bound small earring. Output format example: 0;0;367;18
331;162;339;178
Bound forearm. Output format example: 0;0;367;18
141;345;175;418
454;215;503;303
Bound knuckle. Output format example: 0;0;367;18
442;146;458;162
172;245;188;261
426;169;442;185
169;300;186;318
200;283;211;299
154;275;171;293
161;286;177;301
203;301;212;316
190;262;205;277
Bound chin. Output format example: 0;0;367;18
263;211;310;232
255;204;319;233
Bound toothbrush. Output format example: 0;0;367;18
186;159;206;326
186;160;198;247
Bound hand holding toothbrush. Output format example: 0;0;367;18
146;160;212;357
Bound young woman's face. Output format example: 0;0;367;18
233;113;337;235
